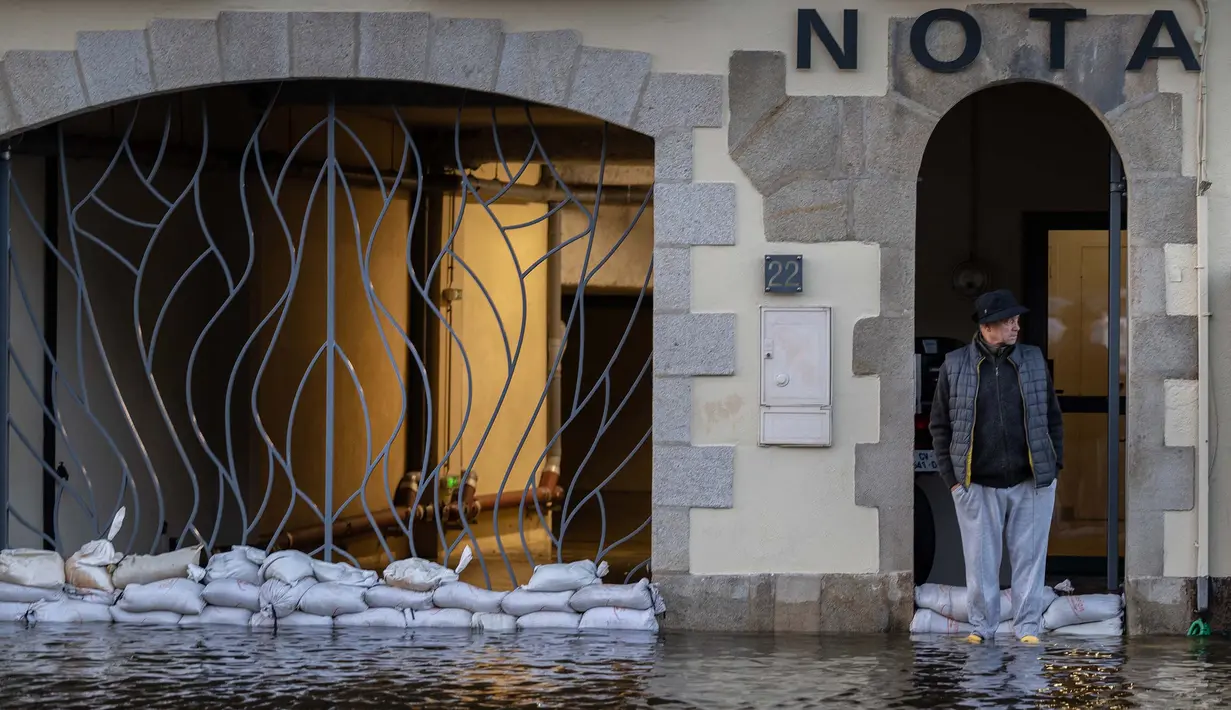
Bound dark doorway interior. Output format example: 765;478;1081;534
557;293;652;583
913;82;1123;592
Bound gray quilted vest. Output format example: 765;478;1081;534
943;342;1058;488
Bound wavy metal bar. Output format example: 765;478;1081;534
2;82;654;586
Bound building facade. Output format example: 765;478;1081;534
0;0;1226;635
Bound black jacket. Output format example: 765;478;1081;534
929;335;1064;490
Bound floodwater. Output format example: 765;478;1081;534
0;625;1227;709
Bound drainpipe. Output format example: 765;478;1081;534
1197;193;1210;613
544;207;564;503
1191;0;1211;615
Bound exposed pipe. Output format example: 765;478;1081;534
11;136;651;205
260;468;564;552
1190;0;1211;615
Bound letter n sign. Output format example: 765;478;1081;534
797;9;858;70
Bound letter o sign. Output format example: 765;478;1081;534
910;9;982;73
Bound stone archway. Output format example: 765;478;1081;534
0;10;740;602
728;4;1197;634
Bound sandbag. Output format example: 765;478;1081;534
204;548;262;586
433;582;507;614
311;560;378;588
64;557;116;593
523;560;608;593
335;608;406;628
201;579;261;612
259;550;316;585
28;599;114;624
1051;615;1123;637
0;601;31;622
383;546;473;592
517;611;582;631
502;589;575;616
404;607;473;629
909;609;1014;635
914;583;1058;624
63;586;119;606
112;546;205;589
1043;594;1123;630
233;545;268;565
110;607;182;625
180;606;253;626
569;579;662;613
259;578;318;618
0;581;64;604
364;585;434;611
297;582;368;617
0;549;65;588
472;612;517;632
250;610;333;628
579;607;659;633
64;508;126;593
117;579;206;616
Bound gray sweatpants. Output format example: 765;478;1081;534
951;479;1057;639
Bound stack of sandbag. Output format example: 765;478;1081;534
910;582;1125;637
299;558;390;628
29;509;126;625
111;542;207;625
247;551;384;629
249;550;327;628
511;560;610;631
191;545;268;626
1044;593;1125;636
387;546;475;630
569;577;665;633
376;552;666;634
0;548;67;622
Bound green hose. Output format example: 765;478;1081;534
1187;618;1211;636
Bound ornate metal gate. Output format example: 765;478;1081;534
0;81;655;589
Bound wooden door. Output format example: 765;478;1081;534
1046;229;1126;558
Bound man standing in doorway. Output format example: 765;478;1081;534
929;289;1064;644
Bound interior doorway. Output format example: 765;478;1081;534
912;82;1125;593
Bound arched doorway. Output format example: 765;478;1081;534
912;82;1126;594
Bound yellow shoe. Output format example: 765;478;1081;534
965;633;984;644
1019;635;1040;644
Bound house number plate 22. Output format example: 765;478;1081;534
764;254;803;293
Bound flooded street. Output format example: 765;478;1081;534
0;626;1227;708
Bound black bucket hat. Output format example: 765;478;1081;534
972;289;1028;325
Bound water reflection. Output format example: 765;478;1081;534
0;625;1225;708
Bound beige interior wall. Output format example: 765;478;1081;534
559;205;654;292
251;179;410;536
435;195;549;500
